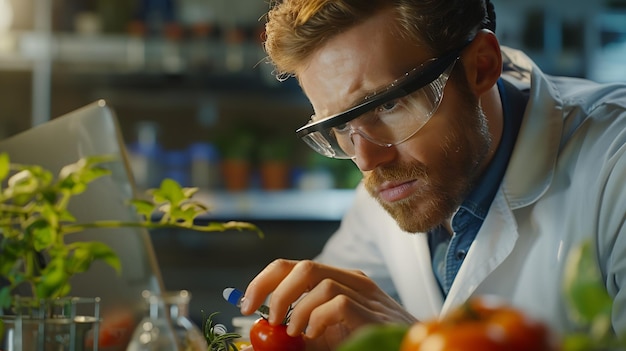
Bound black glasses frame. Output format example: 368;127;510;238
295;42;471;139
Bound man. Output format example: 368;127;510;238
238;0;626;350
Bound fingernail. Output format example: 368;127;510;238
240;296;250;313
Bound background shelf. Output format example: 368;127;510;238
195;189;356;221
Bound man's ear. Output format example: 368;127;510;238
461;30;502;95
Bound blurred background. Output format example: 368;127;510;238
0;0;624;329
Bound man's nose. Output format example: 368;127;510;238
350;132;396;171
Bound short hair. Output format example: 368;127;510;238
263;0;496;80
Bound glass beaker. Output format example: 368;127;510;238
1;296;100;351
126;291;180;351
162;290;208;351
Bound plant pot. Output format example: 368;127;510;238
221;159;251;191
260;161;290;191
0;297;101;351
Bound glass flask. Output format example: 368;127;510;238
162;290;208;351
126;290;180;351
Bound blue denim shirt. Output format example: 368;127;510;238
429;78;526;295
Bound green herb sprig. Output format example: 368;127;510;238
202;312;241;351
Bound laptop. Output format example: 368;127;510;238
0;100;164;350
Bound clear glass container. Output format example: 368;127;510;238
1;296;100;351
162;290;208;351
126;291;180;351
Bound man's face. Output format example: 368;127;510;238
297;10;492;233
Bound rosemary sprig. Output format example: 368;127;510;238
202;311;241;351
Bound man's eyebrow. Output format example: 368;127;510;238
316;62;420;121
359;61;423;104
312;90;375;122
345;78;396;110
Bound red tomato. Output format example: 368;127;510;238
249;317;305;351
400;296;557;351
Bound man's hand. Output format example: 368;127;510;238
240;259;418;351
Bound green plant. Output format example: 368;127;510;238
560;239;626;350
202;312;241;351
0;152;262;310
218;128;256;161
258;136;293;162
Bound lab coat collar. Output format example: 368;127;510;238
440;190;519;315
499;47;564;209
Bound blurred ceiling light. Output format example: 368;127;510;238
0;0;13;32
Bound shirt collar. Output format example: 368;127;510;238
453;78;526;224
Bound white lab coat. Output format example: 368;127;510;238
315;47;626;334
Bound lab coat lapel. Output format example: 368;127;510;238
439;191;519;316
401;233;444;319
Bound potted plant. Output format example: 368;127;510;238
0;152;261;349
217;128;256;192
258;135;293;191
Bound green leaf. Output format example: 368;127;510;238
57;157;112;195
563;240;613;327
56;208;76;223
36;257;70;299
67;242;121;274
58;155;113;180
151;178;185;206
0;152;9;182
182;187;199;198
40;202;62;229
82;154;117;168
66;243;95;273
0;286;13;309
28;219;56;251
0;250;19;277
337;324;408;351
5;165;53;201
182;201;209;214
6;170;39;198
129;199;157;221
171;209;196;226
77;166;111;185
561;333;595;351
40;188;58;205
56;176;87;195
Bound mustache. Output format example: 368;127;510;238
365;162;429;185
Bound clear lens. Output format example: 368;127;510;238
301;131;346;158
311;67;452;159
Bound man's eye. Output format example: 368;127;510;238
376;100;399;113
334;123;350;133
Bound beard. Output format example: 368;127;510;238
363;90;491;233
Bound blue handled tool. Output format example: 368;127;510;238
223;287;270;319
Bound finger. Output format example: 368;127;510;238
270;262;372;324
301;290;417;341
286;278;374;335
242;259;299;316
304;293;376;339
